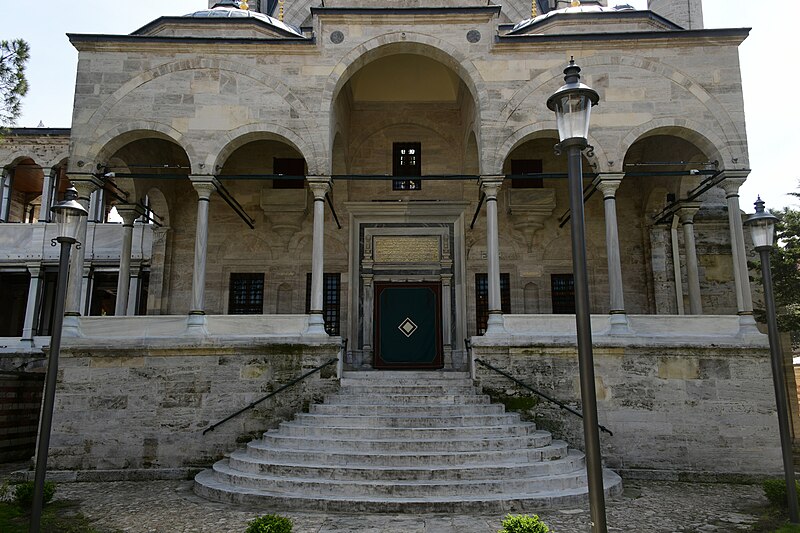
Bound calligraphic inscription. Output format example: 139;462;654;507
374;236;440;263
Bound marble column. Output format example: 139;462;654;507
189;177;218;321
127;265;141;316
21;264;42;342
146;227;170;315
594;174;628;332
63;175;103;335
720;172;757;331
306;177;332;336
480;177;505;335
114;204;141;316
677;203;702;315
0;169;12;222
38;167;53;222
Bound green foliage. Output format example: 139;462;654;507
774;524;800;533
0;39;29;127
752;203;800;334
245;514;293;533
0;499;100;533
13;481;55;508
763;478;800;509
498;513;550;533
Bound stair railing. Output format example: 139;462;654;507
202;357;339;435
473;356;613;437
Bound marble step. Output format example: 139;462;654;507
258;430;553;453
323;393;491;405
195;468;624;513
226;449;586;480
291;412;523;428
242;440;571;466
339;384;480;395
276;421;538;439
341;371;471;381
208;459;590;497
309;403;505;416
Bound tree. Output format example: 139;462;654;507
0;39;30;127
754;193;800;334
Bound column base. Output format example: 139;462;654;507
608;312;630;335
484;312;506;336
187;313;207;334
737;313;761;336
61;315;82;338
305;313;328;336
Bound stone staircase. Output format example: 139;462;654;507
194;370;622;512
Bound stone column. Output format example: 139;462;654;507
114;204;141;316
127;264;141;316
146;227;170;315
0;169;12;222
38;167;53;222
21;264;42;342
189;177;218;322
480;177;505;335
677;203;702;315
720;172;757;331
306;177;332;336
63;175;103;335
594;174;628;332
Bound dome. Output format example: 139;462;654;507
510;4;637;34
184;4;303;37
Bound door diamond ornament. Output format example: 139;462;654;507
398;317;418;338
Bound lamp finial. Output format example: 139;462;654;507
754;195;766;214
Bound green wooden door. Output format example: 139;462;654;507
374;282;442;369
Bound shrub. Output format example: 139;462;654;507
498;513;550;533
245;514;293;533
13;480;56;508
763;478;800;508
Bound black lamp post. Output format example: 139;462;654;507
744;196;799;524
30;187;87;533
547;58;607;533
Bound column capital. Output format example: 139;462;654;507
676;202;701;224
479;176;504;199
189;176;219;200
719;171;750;197
593;174;623;198
67;175;104;203
306;176;332;199
39;166;54;176
25;262;42;276
115;204;143;226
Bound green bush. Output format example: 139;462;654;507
498;513;550;533
245;514;293;533
763;478;800;508
13;481;56;508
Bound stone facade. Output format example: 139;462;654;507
0;0;783;480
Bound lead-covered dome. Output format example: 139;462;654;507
184;1;303;37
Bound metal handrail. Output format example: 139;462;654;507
202;357;338;435
474;357;613;436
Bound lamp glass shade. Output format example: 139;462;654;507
51;188;88;242
552;91;594;142
748;217;775;249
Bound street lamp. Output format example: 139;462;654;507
547;58;607;533
744;196;799;524
30;187;88;533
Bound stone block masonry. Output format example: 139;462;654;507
473;342;784;479
48;340;340;476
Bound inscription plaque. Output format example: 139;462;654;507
374;236;440;263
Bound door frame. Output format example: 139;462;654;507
374;281;443;369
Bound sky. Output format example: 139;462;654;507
4;0;800;211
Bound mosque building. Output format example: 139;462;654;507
0;0;786;510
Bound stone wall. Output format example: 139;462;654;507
473;341;783;478
49;339;340;474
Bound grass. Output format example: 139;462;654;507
0;498;101;533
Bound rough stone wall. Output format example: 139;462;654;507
49;341;340;471
648;0;704;30
474;343;783;477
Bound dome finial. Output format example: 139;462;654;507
572;0;581;6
